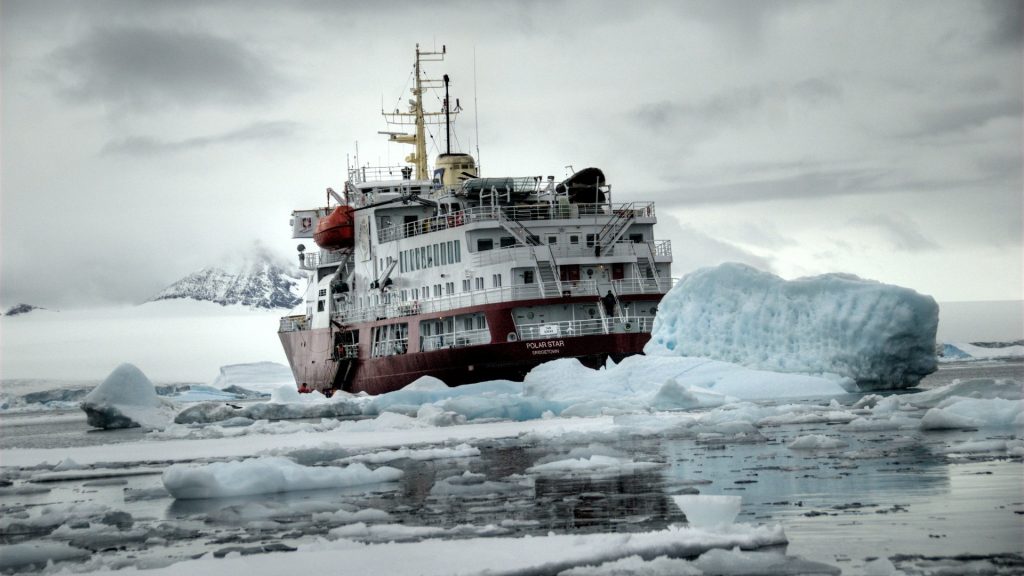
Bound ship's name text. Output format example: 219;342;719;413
526;340;565;355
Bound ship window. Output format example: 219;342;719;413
463;317;473;331
499;236;515;248
475;315;486;330
441;244;448;265
400;251;405;273
477;238;493;252
317;300;325;312
548;235;558;244
434;284;441;297
433;244;440;266
446;282;454;295
318;289;327;297
454;240;461;262
629;234;643;243
523;270;534;284
492;274;502;288
570;235;580;245
462;279;471;291
475;277;485;290
586;234;597;247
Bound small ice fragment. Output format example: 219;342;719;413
672;494;742;528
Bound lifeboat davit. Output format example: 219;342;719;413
314;206;355;250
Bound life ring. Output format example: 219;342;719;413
455;212;464;226
448;215;455;227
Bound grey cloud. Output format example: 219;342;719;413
102;121;301;156
634;78;841;133
847;214;940;252
647;168;887;207
985;0;1022;48
48;26;281;110
906;99;1020;138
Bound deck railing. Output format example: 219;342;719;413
612;277;676;295
376;202;656;244
516;315;656;340
332;280;599;324
420;328;491;352
279;315;309;332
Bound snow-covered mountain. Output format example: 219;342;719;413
2;304;46;316
151;245;305;310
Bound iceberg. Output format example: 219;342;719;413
79;363;175;429
645;263;939;389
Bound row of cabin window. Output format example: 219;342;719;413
476;233;645;251
399;240;461;273
398;274;505;302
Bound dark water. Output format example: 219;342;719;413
1;360;1022;574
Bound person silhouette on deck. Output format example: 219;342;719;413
602;290;616;317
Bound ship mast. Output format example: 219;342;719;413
381;44;454;180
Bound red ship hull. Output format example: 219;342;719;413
278;296;659;395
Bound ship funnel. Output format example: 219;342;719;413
433;153;478;189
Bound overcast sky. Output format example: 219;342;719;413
2;0;1021;310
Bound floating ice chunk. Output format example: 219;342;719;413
645;263;938;389
672;495;742;528
527;455;661;475
80;363;175;429
787;434;849;450
693;548;841;575
919;408;982;430
210;362;294;395
328;522;507;543
943;439;1012;454
559;555;703;575
340;443;480;465
162;457;402;499
311;508;392;525
899;379;1023;408
0;542;90;571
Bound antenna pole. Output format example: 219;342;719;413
443;74;451;155
473;47;481;173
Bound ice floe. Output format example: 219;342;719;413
161;457;403;499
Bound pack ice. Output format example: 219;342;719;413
645;263;939;389
80;363;175;429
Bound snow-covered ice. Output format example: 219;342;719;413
80;363;176;429
645;263;939;388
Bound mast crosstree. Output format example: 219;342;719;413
380;44;458;180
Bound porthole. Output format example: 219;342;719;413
507;332;518;342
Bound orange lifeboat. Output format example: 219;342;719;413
314;206;355;250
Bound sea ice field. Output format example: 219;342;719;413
2;267;1022;574
1;358;1021;575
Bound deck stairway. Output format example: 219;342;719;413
635;243;663;292
534;245;562;297
497;210;541;246
595;203;636;255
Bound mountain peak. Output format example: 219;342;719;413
151;245;304;310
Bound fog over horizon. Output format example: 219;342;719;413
2;1;1021;310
